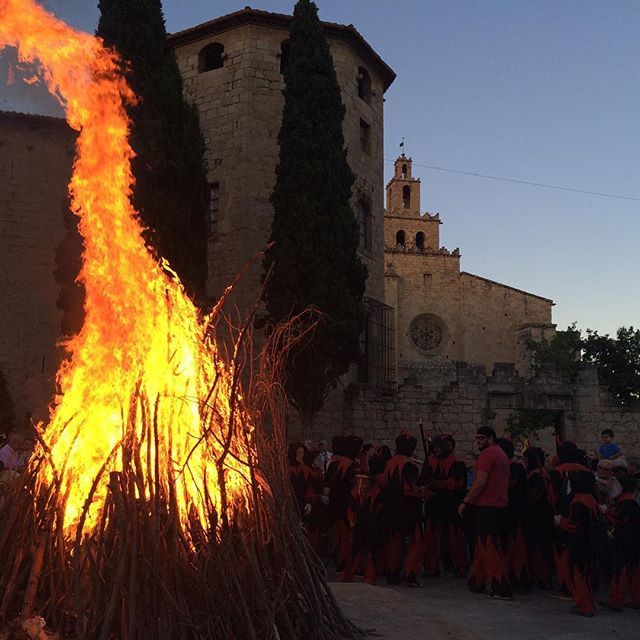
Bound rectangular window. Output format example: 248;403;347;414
208;182;219;235
358;198;372;252
423;273;432;288
359;118;371;155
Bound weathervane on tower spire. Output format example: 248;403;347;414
399;137;405;157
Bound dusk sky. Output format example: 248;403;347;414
2;1;638;337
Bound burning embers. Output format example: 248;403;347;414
0;1;360;638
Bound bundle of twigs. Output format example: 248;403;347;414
0;314;364;640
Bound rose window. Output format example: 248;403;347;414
409;315;447;353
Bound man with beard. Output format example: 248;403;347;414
383;431;431;586
422;434;468;577
458;426;512;600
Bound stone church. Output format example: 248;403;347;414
1;7;638;452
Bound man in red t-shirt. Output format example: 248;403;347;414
458;426;512;599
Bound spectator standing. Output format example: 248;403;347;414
599;429;621;460
458;426;512;600
0;433;27;471
313;439;332;476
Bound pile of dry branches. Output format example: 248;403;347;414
0;313;365;640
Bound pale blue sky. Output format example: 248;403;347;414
2;1;638;336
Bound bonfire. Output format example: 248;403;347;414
0;1;362;638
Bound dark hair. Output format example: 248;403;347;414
476;426;496;441
362;443;374;454
618;474;636;494
287;442;306;466
369;454;386;476
332;435;347;457
345;435;364;460
395;432;418;457
557;441;579;464
569;470;595;494
601;429;614;438
524;447;545;471
496;438;514;460
378;445;392;461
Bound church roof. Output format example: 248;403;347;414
167;7;396;91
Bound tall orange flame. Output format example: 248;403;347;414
0;0;251;532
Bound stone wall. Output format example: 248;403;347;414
172;13;391;312
0;112;75;425
384;248;554;377
339;363;640;460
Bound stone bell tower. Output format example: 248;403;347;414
386;155;421;216
384;155;440;251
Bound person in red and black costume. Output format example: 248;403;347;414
422;434;468;577
338;454;388;585
383;431;431;587
524;447;555;589
288;442;323;552
601;474;640;612
325;435;362;571
549;440;590;600
458;426;512;600
555;470;603;617
497;438;530;589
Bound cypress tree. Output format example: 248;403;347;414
263;0;367;426
97;0;209;297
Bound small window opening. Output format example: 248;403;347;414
401;163;407;179
423;273;432;288
198;43;224;73
207;182;219;234
280;40;290;75
402;185;411;209
357;66;372;104
396;229;405;246
416;231;425;250
358;197;372;252
359;118;371;154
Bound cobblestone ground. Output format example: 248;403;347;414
331;576;640;640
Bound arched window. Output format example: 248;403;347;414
415;231;425;250
280;40;290;75
402;185;411;209
198;42;224;73
357;66;372;104
396;229;406;246
401;163;407;178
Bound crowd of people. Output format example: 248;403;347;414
288;427;640;617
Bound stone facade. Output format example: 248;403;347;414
168;8;395;313
0;112;76;425
0;9;637;455
384;156;555;382
343;362;640;459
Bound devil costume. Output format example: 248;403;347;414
422;434;468;577
603;475;640;611
382;431;429;586
325;435;362;570
557;471;603;617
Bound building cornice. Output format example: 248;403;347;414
166;7;396;91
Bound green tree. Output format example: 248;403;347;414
97;0;209;297
583;326;640;405
263;0;367;426
526;323;583;382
